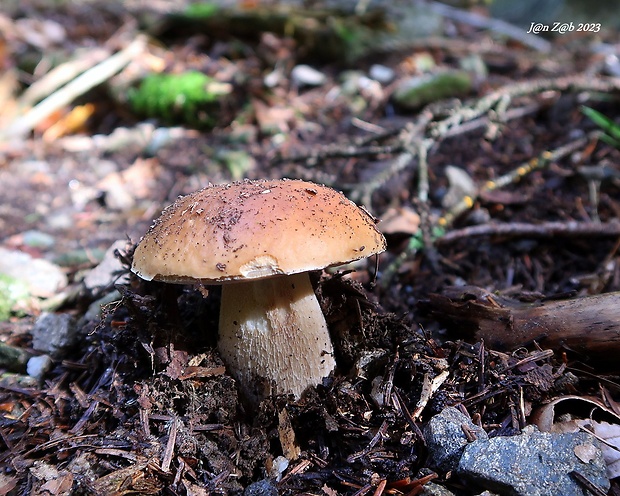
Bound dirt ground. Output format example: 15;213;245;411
1;1;620;495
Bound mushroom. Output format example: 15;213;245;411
131;178;386;404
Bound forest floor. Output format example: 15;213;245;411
1;1;620;495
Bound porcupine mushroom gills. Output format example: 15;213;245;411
131;178;386;405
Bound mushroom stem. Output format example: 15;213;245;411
218;272;336;404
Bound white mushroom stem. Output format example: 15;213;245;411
218;272;336;404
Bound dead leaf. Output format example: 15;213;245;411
573;440;599;464
531;395;620;433
39;473;74;496
581;420;620;479
252;98;295;134
88;458;161;495
278;408;301;461
602;386;620;417
532;394;620;478
43;103;96;142
183;480;209;496
154;343;189;380
522;363;556;391
178;365;226;380
97;158;163;211
0;474;18;495
29;461;73;496
322;483;339;496
378;206;420;236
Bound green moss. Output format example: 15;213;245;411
129;71;232;128
393;71;473;110
184;2;220;19
0;274;31;321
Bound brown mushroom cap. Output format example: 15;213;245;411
132;178;386;283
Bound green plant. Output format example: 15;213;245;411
129;71;232;128
581;105;620;149
0;274;30;321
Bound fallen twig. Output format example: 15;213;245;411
435;220;620;245
380;129;604;286
1;36;146;141
426;1;552;53
19;49;110;106
161;417;179;473
346;420;389;462
423;287;620;364
410;370;450;421
431;76;620;138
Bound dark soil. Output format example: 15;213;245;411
1;1;620;495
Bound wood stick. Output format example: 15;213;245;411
421;287;620;363
1;36;146;140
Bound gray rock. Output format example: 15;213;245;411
0;247;67;298
244;479;278;496
83;290;122;323
83;240;129;292
419;481;457;495
21;230;55;249
0;340;32;372
442;165;477;209
26;354;53;380
424;406;488;472
31;312;78;358
392;71;472;110
291;64;326;87
458;426;610;496
369;64;395;84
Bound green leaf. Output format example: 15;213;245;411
581;106;620;148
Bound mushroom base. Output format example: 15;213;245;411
218;272;336;405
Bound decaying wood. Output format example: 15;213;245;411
421;287;620;363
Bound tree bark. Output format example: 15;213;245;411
421;287;620;363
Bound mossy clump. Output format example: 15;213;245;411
129;71;232;128
0;274;31;321
392;70;473;110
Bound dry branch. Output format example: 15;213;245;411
435;220;620;245
1;36;146;141
422;287;620;364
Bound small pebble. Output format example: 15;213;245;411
27;355;53;380
21;230;55;249
369;64;395;83
82;240;129;292
291;64;326;87
605;54;620;77
31;312;78;359
269;455;289;482
244;479;278;496
0;247;67;298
